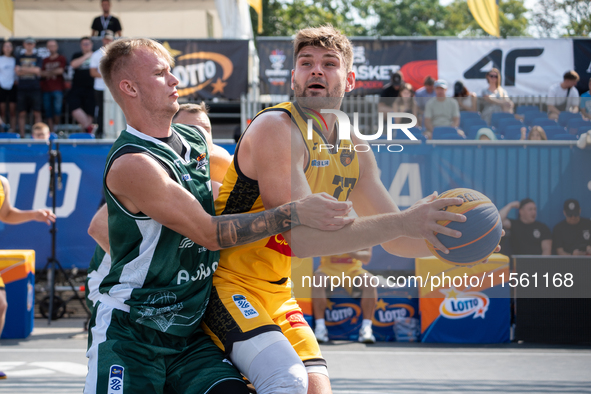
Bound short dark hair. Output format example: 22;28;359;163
80;36;91;42
424;76;435;86
173;102;209;121
563;70;580;81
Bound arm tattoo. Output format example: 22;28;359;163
215;202;301;249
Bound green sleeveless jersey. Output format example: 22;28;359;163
100;123;218;337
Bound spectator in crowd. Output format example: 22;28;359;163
312;248;377;343
378;70;403;114
15;38;43;138
547;70;580;120
480;67;513;126
552;199;591;255
91;0;122;37
475;127;496;140
392;83;417;124
424;79;462;139
415;76;436;117
454;80;477;112
40;40;66;132
500;198;552;255
69;37;97;134
579;78;591;120
89;31;114;138
0;41;17;132
31;122;50;140
527;125;547;140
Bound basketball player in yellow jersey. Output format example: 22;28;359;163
202;25;482;394
0;175;55;379
312;248;377;343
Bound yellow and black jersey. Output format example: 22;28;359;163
214;102;360;286
0;177;5;210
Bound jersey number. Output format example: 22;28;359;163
332;176;356;200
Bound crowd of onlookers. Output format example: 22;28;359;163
379;70;591;144
499;198;591;256
0;0;121;139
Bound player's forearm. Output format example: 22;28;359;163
289;212;405;258
2;209;37;225
382;237;432;258
212;202;299;249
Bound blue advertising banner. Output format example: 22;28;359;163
0;141;111;270
2;141;589;271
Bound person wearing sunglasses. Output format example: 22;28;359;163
480;67;514;125
552;199;591;256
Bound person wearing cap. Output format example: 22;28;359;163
552;199;591;255
423;79;462;139
475;127;496;140
415;76;436;115
91;0;122;38
499;198;552;255
89;30;114;138
378;70;403;114
14;38;43;138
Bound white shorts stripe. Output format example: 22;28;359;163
84;302;114;394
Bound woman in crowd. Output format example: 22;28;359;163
527;125;547;140
454;80;477;112
392;83;418;124
480;68;514;125
0;41;17;133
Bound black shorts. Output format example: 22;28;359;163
17;89;42;112
0;86;17;103
67;86;95;115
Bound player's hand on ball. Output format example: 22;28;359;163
401;195;466;254
296;193;354;231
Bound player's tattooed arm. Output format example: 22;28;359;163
214;202;299;248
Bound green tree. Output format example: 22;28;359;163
445;0;529;38
254;0;367;37
531;0;590;37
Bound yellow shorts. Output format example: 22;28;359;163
202;274;323;365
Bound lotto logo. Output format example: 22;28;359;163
108;365;124;394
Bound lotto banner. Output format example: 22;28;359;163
416;254;510;343
8;38;248;100
322;286;418;342
258;38;437;96
437;39;574;97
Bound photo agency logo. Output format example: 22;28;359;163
303;108;418;153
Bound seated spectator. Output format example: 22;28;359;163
454;80;477;112
415;76;436;123
527;125;547;140
378;70;403;114
580;78;591;120
552;199;591;255
31;122;50;140
392;83;417;124
547;70;580;120
480;68;513;125
424;79;463;139
475;127;496;140
499;198;552;255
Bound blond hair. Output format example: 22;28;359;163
528;125;547;140
293;25;353;71
487;67;501;89
99;38;174;101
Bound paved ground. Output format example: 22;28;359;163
1;318;590;393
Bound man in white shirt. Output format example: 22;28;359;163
547;70;580;120
89;30;114;137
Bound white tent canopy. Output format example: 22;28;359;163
1;0;223;39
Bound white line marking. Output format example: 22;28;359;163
30;362;88;376
321;350;591;357
7;368;56;377
0;348;86;353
